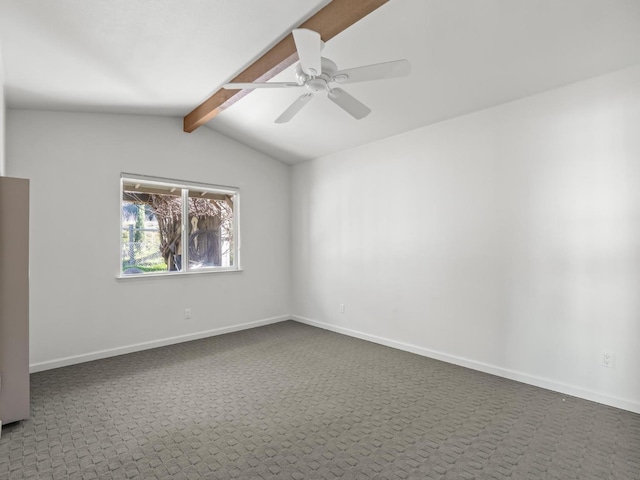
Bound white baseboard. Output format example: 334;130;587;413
292;315;640;415
30;315;290;373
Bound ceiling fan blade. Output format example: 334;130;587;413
327;88;371;119
292;28;322;76
275;93;314;123
332;59;411;84
223;82;301;90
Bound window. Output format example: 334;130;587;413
120;174;239;276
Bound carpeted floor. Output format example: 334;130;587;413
1;321;639;480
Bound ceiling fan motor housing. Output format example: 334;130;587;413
295;57;341;94
296;58;338;81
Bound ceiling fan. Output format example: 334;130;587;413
223;28;411;123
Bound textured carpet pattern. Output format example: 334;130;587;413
1;321;639;479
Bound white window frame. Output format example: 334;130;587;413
118;173;241;278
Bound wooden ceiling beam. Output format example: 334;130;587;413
183;0;388;133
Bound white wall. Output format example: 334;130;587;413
5;68;640;414
292;65;640;413
6;111;291;370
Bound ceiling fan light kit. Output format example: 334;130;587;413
223;28;411;123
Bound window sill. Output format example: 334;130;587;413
116;268;243;280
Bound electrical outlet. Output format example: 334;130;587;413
184;308;192;320
339;304;345;313
602;351;615;368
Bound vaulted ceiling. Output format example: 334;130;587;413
1;0;640;163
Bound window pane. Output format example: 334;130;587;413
187;192;235;269
120;175;239;277
122;184;183;274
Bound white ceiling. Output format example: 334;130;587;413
1;0;640;164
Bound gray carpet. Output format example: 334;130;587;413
1;321;639;480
